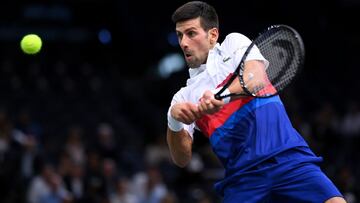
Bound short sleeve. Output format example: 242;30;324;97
221;33;269;70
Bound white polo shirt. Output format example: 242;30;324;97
170;32;268;138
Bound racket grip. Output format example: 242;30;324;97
212;88;230;103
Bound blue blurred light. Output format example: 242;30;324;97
98;29;112;44
158;53;185;78
167;32;178;47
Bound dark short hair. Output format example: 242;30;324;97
172;1;219;31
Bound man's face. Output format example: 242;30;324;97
176;17;217;68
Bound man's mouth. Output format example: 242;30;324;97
185;53;192;60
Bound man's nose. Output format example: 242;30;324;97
179;36;188;49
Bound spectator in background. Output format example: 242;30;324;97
145;135;171;167
313;102;339;140
63;162;86;203
95;123;118;160
160;192;178;203
83;150;106;203
58;151;73;178
64;126;86;165
341;101;360;137
103;158;119;196
133;166;168;203
15;108;43;147
0;108;24;202
109;176;139;203
0;107;45;202
27;163;72;203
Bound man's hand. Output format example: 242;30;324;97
198;90;225;114
170;102;202;125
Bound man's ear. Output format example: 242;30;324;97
209;28;219;45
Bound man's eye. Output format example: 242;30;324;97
187;31;196;37
177;33;183;40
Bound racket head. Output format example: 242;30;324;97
238;24;305;98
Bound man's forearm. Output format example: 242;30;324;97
166;128;192;168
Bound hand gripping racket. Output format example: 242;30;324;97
215;25;305;100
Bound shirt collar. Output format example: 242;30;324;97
213;43;222;53
188;43;222;78
188;64;206;78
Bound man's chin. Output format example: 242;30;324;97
186;61;200;69
187;64;198;69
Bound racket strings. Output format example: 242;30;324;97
251;28;303;97
215;25;304;99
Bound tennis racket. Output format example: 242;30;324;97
214;24;305;100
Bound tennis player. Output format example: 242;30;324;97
166;1;346;203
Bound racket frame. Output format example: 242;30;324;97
214;25;305;100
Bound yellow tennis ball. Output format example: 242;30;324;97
20;34;42;55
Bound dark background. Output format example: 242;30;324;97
0;0;359;203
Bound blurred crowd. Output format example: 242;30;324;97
0;55;359;203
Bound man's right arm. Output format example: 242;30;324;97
166;128;192;168
166;102;201;168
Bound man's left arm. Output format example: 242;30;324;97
198;60;266;114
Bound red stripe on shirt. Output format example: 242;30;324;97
195;97;253;137
195;73;253;137
195;73;277;137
